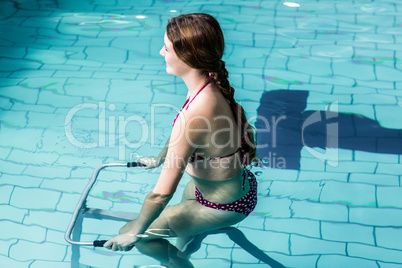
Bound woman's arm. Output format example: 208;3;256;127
104;114;205;251
157;137;170;163
139;138;170;169
103;191;173;251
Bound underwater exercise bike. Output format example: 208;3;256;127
64;161;145;247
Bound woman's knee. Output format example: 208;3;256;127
181;180;196;201
176;236;195;251
135;239;169;261
119;219;137;234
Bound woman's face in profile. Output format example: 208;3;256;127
160;32;190;77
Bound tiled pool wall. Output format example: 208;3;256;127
0;0;402;267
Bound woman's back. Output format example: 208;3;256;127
171;84;249;204
174;85;243;175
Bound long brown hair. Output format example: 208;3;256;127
166;13;257;164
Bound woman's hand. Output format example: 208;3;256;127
103;233;140;251
138;157;163;169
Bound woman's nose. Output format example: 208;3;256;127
159;47;165;56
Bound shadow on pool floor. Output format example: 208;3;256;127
256;90;402;170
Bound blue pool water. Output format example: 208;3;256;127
1;0;402;267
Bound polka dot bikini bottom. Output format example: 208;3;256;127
195;169;257;216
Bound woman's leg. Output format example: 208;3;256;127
154;200;246;237
119;180;246;266
135;238;194;268
132;200;245;267
176;180;196;250
119;180;196;236
120;180;201;249
175;236;195;251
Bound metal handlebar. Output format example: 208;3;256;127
65;162;145;247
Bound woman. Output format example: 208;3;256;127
104;13;258;267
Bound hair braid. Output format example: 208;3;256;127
213;60;257;165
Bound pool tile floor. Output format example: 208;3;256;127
1;0;402;267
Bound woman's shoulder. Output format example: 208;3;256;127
187;86;224;115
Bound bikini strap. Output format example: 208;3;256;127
172;81;210;127
185;81;210;110
172;97;190;127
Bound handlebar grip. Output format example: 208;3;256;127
93;240;135;250
93;240;108;247
127;162;146;168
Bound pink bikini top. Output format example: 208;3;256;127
172;81;248;189
172;81;210;127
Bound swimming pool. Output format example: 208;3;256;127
1;0;401;267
